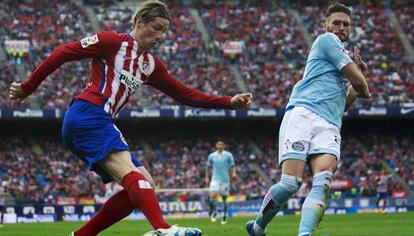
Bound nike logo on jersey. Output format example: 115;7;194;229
123;55;132;61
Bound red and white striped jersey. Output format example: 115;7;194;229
376;174;389;193
21;31;232;117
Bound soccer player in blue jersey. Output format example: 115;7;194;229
205;141;236;225
246;3;370;236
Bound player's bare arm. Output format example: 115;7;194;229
230;166;237;180
353;46;368;77
344;86;359;111
344;46;370;111
342;63;370;98
205;166;210;184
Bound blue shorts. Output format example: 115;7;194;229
377;192;388;199
62;99;142;183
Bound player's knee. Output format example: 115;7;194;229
311;156;338;174
278;174;303;193
312;171;333;189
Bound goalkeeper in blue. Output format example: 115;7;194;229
205;141;236;225
246;3;370;236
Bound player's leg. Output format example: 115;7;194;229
221;182;230;224
382;193;387;211
74;188;134;236
248;107;311;236
297;112;340;236
298;154;336;236
248;160;305;236
74;152;169;236
208;181;220;222
98;151;171;230
221;195;228;224
376;193;381;208
377;192;387;212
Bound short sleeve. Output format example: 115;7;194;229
207;154;213;166
318;33;354;71
228;152;235;166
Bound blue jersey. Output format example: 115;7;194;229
207;151;235;183
287;32;354;127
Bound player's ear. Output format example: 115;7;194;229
135;16;145;28
323;20;328;31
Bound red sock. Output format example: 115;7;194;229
75;190;134;236
122;171;170;229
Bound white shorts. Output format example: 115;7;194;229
278;106;341;164
209;180;230;196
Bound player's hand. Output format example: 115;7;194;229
204;177;209;185
9;82;30;102
231;93;252;109
353;46;368;77
358;89;371;99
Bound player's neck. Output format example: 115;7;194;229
130;30;144;54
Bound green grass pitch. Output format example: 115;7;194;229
1;213;414;236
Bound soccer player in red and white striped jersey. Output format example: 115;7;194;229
9;1;252;235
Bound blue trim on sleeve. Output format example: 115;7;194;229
99;62;106;93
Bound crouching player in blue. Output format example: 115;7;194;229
246;3;370;236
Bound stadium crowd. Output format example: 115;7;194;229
0;0;413;206
200;2;307;108
0;0;92;109
1;1;413;109
1;129;412;204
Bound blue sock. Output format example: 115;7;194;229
222;196;228;221
208;196;217;215
254;175;302;233
298;171;333;236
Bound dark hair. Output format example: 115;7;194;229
131;0;171;29
325;3;352;19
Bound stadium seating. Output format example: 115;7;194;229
2;1;413;109
1;129;412;204
1;0;413;205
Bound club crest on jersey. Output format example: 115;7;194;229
292;141;305;152
80;34;99;48
119;69;143;91
141;61;151;75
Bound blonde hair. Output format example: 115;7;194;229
131;0;171;30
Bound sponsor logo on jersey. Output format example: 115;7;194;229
119;69;143;91
80;34;99;48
